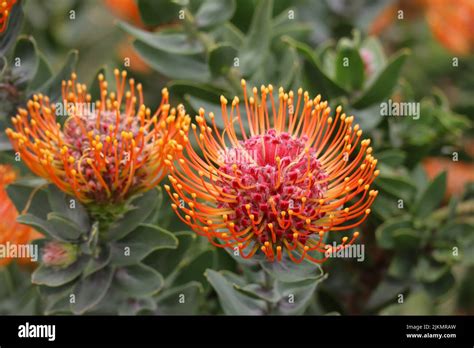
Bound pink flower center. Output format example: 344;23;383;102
63;111;148;202
217;129;328;246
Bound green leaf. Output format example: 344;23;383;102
38;50;78;101
82;245;111;277
277;44;299;89
114;263;164;296
46;212;83;241
0;131;12;151
134;40;210;82
38;283;74;315
365;277;408;311
118;22;204;54
16;214;73;242
0;2;23;55
32;256;89;287
422;270;455;298
0;55;7;78
156;281;203;315
110;224;178;266
106;189;159;241
415;258;449;283
431;247;458;264
185;94;222;118
458;269;474;309
260;257;324;283
392;228;420;250
6;180;49;219
195;0;236;28
88;66;106;102
143;231;197;279
28;53;53;91
274;279;321;315
221;269;248;287
137;0;181;26
387;252;416;279
143;186;164;224
12;36;39;89
345;103;384;132
208;43;238;76
174;249;215;287
71;266;114;315
375;216;413;249
439;222;473;242
380;291;433;315
235;283;281;303
211;22;244;47
283;36;347;98
411;163;429;194
205;269;266;315
334;39;364;90
167;80;225;103
372;191;403;220
272;10;312;40
238;0;273;76
412;171;447;219
47;185;89;233
374;174;417;203
118;297;157;315
352;49;409;109
376;149;406;167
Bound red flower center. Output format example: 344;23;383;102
217;129;328;246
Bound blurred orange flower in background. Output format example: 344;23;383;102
425;0;474;56
371;0;474;55
423;157;474;198
103;0;144;27
103;0;151;73
0;165;42;266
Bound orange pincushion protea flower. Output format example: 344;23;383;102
0;165;41;266
0;0;16;33
165;80;379;263
6;70;190;205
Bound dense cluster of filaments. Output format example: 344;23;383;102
7;70;190;204
166;80;379;263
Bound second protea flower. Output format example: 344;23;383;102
166;81;379;263
6;70;190;207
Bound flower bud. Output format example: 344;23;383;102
42;242;78;268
